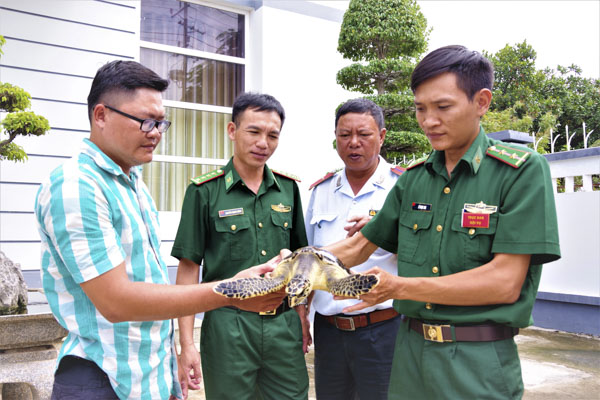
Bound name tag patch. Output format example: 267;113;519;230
412;202;431;212
219;208;244;218
461;211;490;228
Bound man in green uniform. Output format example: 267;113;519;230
172;93;309;400
325;45;561;399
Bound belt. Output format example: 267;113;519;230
321;308;399;331
407;318;519;343
225;300;292;316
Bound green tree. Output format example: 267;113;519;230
336;0;431;163
484;40;599;152
484;41;548;118
542;65;600;149
0;35;51;162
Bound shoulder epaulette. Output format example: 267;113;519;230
486;144;531;168
390;165;406;176
191;168;225;185
309;171;336;190
272;169;301;182
406;156;428;170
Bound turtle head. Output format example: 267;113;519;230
286;275;312;307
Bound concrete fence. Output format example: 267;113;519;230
533;147;600;335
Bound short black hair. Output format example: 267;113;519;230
87;60;169;122
411;45;494;100
335;98;385;131
231;92;285;128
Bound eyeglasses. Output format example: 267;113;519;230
104;104;171;133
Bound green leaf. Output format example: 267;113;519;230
336;0;431;159
338;0;430;62
0;83;32;112
2;111;51;137
0;142;28;163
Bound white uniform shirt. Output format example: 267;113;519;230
305;156;399;316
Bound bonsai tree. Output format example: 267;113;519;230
0;35;50;162
336;0;431;163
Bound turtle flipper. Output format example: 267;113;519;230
213;277;286;299
328;274;379;298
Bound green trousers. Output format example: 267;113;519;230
200;307;308;400
388;320;523;399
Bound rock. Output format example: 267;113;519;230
0;251;28;315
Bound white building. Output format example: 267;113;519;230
2;0;598;335
0;0;353;284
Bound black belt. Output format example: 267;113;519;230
406;318;519;342
225;300;292;316
319;308;400;331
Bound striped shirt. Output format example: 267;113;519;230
35;138;181;399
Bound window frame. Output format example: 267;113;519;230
138;0;250;168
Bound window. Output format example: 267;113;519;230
140;0;246;211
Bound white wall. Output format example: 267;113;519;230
538;191;600;298
0;0;140;271
0;0;353;273
249;2;354;207
538;150;600;298
3;1;598;306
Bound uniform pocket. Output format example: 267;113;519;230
310;214;337;226
309;214;338;246
450;213;498;270
271;210;293;246
214;216;251;261
397;210;433;265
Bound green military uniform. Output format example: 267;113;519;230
171;158;309;400
362;128;561;399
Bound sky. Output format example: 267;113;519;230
417;0;600;79
321;0;600;79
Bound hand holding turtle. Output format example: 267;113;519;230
336;267;398;313
232;248;291;280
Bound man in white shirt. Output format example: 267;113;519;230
304;98;404;400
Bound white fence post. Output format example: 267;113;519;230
582;175;593;192
565;176;575;192
583;122;594;149
551;129;560;153
566;125;577;151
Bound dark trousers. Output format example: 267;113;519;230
314;311;402;400
51;355;119;400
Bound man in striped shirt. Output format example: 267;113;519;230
35;60;286;400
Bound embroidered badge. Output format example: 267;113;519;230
218;208;244;218
486;144;531;168
271;203;291;212
464;202;497;214
191;169;224;185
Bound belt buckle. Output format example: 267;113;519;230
334;316;355;331
259;309;277;316
422;323;451;342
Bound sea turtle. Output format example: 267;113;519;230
213;246;380;307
